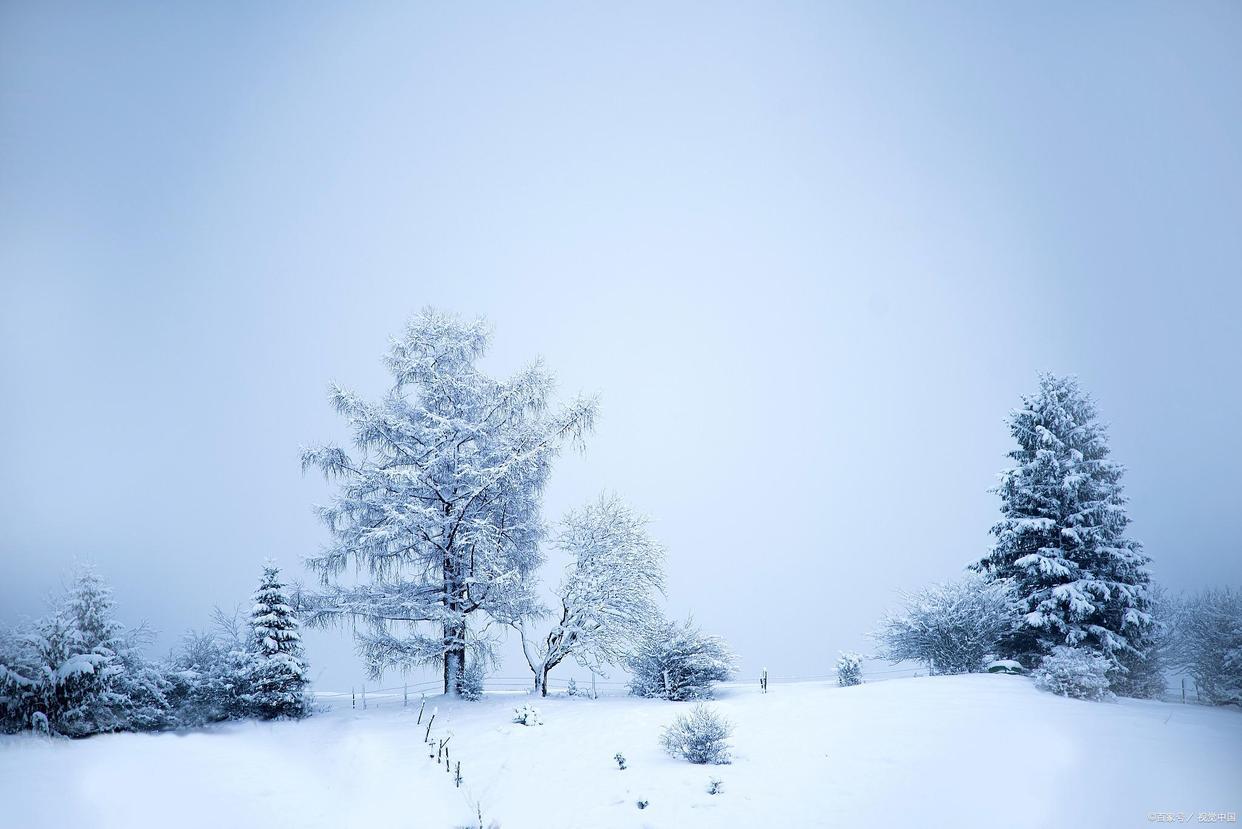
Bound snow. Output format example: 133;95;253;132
1;675;1238;828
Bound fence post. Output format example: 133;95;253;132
592;672;597;700
1182;678;1186;704
362;683;367;710
404;684;408;708
351;687;355;709
761;668;768;694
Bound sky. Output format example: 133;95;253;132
2;1;1240;691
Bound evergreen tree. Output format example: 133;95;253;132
240;564;310;719
975;374;1156;692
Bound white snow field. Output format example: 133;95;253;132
1;674;1238;829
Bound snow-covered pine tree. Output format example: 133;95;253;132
240;564;310;719
508;494;666;696
0;568;170;735
302;309;596;695
974;374;1157;692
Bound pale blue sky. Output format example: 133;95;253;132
2;2;1240;688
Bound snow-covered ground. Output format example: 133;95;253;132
2;675;1238;828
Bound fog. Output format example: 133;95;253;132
2;2;1240;690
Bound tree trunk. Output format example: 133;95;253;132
539;669;549;697
443;618;466;696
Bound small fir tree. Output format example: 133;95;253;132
241;564;310;719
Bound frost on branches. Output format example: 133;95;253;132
240;564;310;719
506;494;665;696
1171;588;1242;706
873;574;1015;676
974;374;1157;695
627;618;736;701
301;309;596;695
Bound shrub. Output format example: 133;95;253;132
512;704;542;726
873;573;1016;675
1033;646;1113;701
660;704;733;764
613;752;626;770
627;618;736;701
565;678;579;697
459;661;486;702
836;651;863;687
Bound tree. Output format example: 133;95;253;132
974;374;1156;691
627;617;736;701
1170;588;1241;706
0;568;170;736
872;573;1015;675
836;651;863;687
508;494;665;696
302;309;596;695
239;564;311;719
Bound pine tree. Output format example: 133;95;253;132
975;374;1156;692
240;564;310;719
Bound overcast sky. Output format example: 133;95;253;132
3;2;1240;690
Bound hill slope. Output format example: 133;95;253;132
1;675;1238;828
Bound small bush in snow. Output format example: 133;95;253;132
636;800;649;810
873;573;1016;676
836;651;863;686
707;777;723;795
627;617;736;701
512;704;542;726
1034;647;1113;701
613;752;626;770
565;678;579;696
660;704;733;765
459;661;485;702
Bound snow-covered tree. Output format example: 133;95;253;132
873;573;1015;675
239;564;310;719
508;494;665;696
1033;646;1113;701
302;309;596;695
1170;588;1241;706
974;374;1157;692
0;568;170;736
627;617;736;701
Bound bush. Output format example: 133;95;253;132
836;651;863;687
627;618;736;701
459;661;486;702
1034;646;1113;701
873;574;1016;675
660;704;733;764
512;703;541;726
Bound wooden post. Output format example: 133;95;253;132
404;684;408;707
455;761;462;788
362;683;367;710
1182;678;1186;704
761;668;768;693
417;695;426;724
424;711;436;742
592;672;597;700
351;687;355;709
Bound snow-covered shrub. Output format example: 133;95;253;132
1033;647;1113;701
660;704;733;764
614;751;626;770
458;661;486;702
873;573;1016;676
707;777;723;795
627;618;736;701
565;677;579;696
1168;588;1241;706
836;651;863;686
513;703;542;726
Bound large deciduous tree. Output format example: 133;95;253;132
302;309;595;695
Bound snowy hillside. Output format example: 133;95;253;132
2;675;1238;829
